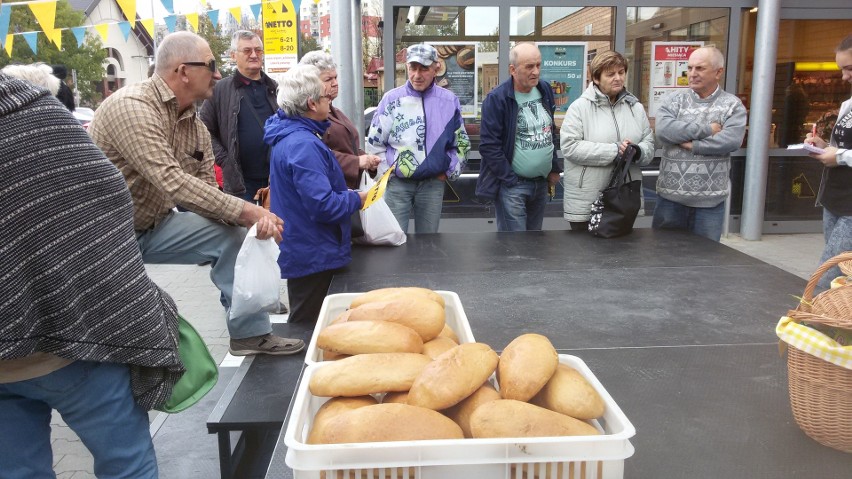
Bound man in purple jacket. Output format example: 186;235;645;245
366;43;470;233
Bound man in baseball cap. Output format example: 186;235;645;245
365;43;470;233
406;43;438;66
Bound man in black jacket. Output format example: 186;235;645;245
200;30;278;202
475;43;561;231
51;64;75;111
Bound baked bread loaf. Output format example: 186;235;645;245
442;382;501;438
531;363;605;419
317;320;424;355
349;287;445;309
309;353;432;397
347;298;445;342
316;403;464;443
422;336;458;359
497;334;558;401
437;323;459;343
307;396;378;444
407;343;498;410
470;399;600;438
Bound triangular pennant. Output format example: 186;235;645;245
4;34;13;56
28;1;57;42
141;18;155;38
22;31;39;54
293;0;302;11
229;7;241;24
164;15;176;33
208;10;219;29
186;13;198;32
115;0;137;28
71;26;87;47
118;21;132;41
52;29;61;50
160;0;174;15
95;23;109;42
249;3;261;21
0;5;11;49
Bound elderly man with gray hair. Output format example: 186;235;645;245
200;30;278;203
264;64;367;325
90;31;305;356
299;50;381;189
653;45;746;241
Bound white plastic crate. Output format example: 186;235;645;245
305;291;475;366
284;354;636;479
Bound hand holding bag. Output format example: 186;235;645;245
588;144;643;238
352;172;406;246
230;224;281;319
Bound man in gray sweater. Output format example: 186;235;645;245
653;46;746;241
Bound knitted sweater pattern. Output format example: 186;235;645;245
656;89;746;208
0;74;183;410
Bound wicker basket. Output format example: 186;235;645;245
786;252;852;453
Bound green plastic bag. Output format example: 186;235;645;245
157;316;218;413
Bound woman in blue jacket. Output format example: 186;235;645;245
265;65;367;324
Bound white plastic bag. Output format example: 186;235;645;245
352;172;407;246
230;224;281;319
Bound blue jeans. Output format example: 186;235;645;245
652;196;725;242
494;177;548;232
136;211;272;339
384;176;445;234
0;361;157;479
818;209;852;289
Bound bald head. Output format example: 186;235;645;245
509;42;542;93
155;32;209;76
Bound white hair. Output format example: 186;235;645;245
298;50;337;73
693;46;725;70
155;31;207;75
276;65;323;117
230;30;262;54
1;63;61;95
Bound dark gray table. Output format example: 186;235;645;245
263;229;850;478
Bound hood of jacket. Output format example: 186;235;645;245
0;74;47;117
263;109;331;147
579;83;639;110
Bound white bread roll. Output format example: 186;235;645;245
530;363;605;420
309;353;432;397
470;399;600;438
317;320;424;355
407;343;499;410
347;298;445;342
317;403;463;443
497;333;558;401
349;287;445;309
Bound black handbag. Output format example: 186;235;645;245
588;144;642;238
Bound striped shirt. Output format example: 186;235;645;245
90;73;244;231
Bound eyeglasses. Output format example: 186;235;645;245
239;48;264;56
174;59;217;73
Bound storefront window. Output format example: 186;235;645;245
739;16;852;147
624;7;730;120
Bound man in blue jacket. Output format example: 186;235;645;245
476;42;561;231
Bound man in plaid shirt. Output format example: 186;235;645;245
90;32;305;356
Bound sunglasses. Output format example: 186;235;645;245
174;59;217;73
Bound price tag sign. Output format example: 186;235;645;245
262;0;298;74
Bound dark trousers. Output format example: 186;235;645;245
242;177;269;203
287;268;339;325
